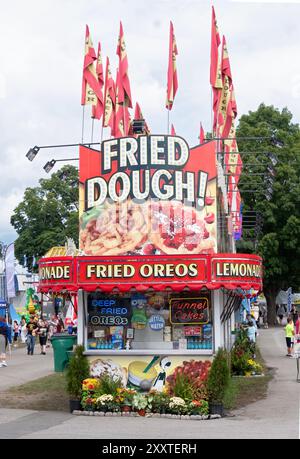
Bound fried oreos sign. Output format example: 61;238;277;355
85;136;208;209
87;296;131;326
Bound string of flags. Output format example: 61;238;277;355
80;7;242;237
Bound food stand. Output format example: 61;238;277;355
38;135;263;389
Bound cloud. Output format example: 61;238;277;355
0;0;300;242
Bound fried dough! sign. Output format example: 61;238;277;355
79;136;218;257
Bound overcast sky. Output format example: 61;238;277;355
0;0;300;244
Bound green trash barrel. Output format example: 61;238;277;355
50;334;77;372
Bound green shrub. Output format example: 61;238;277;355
171;373;195;403
207;348;230;404
66;345;90;400
97;373;123;397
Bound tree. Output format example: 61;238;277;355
11;165;79;271
236;104;300;324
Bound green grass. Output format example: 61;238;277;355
224;345;272;411
10;373;67;394
0;373;69;412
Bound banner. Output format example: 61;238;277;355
79;137;218;257
5;244;15;300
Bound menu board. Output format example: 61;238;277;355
170;296;209;325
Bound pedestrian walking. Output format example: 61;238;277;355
20;317;27;343
13;320;19;347
285;317;295;357
36;318;49;355
277;305;286;325
247;320;257;343
26;316;38;355
290;305;298;326
0;316;12;367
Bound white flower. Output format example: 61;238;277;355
169;397;186;408
96;394;114;405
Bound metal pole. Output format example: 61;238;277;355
81;105;85;143
91;118;95;143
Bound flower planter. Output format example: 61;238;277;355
209;403;224;417
69;399;82;413
121;405;132;413
137;409;146;417
99;406;108;413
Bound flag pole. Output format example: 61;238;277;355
91;118;95;143
81;105;85;143
123;103;127;136
167;105;170;134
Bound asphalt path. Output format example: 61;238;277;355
0;328;299;439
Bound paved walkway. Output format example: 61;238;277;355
0;328;299;439
0;345;54;391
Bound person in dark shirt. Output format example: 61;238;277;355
36;319;49;355
26;316;38;355
0;316;12;367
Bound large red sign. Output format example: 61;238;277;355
79;138;218;258
38;254;263;293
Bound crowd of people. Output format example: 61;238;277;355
0;313;77;368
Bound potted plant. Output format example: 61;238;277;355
207;348;230;417
188;400;209;416
118;388;136;412
66;345;90;413
168;397;187;415
96;394;115;412
150;391;170;414
132;393;148;416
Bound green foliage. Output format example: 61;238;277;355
66;345;90;400
171;373;195;403
132;393;148;411
10;165;79;271
95;374;123;397
207;348;230;404
236;104;300;322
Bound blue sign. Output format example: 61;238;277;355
88;295;131;326
148;315;165;331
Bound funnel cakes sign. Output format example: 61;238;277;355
79;137;218;257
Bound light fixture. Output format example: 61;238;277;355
268;152;278;166
264;174;274;186
43;159;56;173
58;170;69;181
132;119;145;134
270;134;284;148
26;146;40;161
265;191;272;201
267;165;275;176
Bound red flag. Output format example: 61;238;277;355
92;42;104;120
217;36;235;138
134;102;150;134
114;69;131;137
166;21;178;110
210;7;222;134
199;123;205;144
210;6;221;87
81;25;102;107
116;22;133;108
171;124;176;135
103;57;116;133
221;36;232;85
